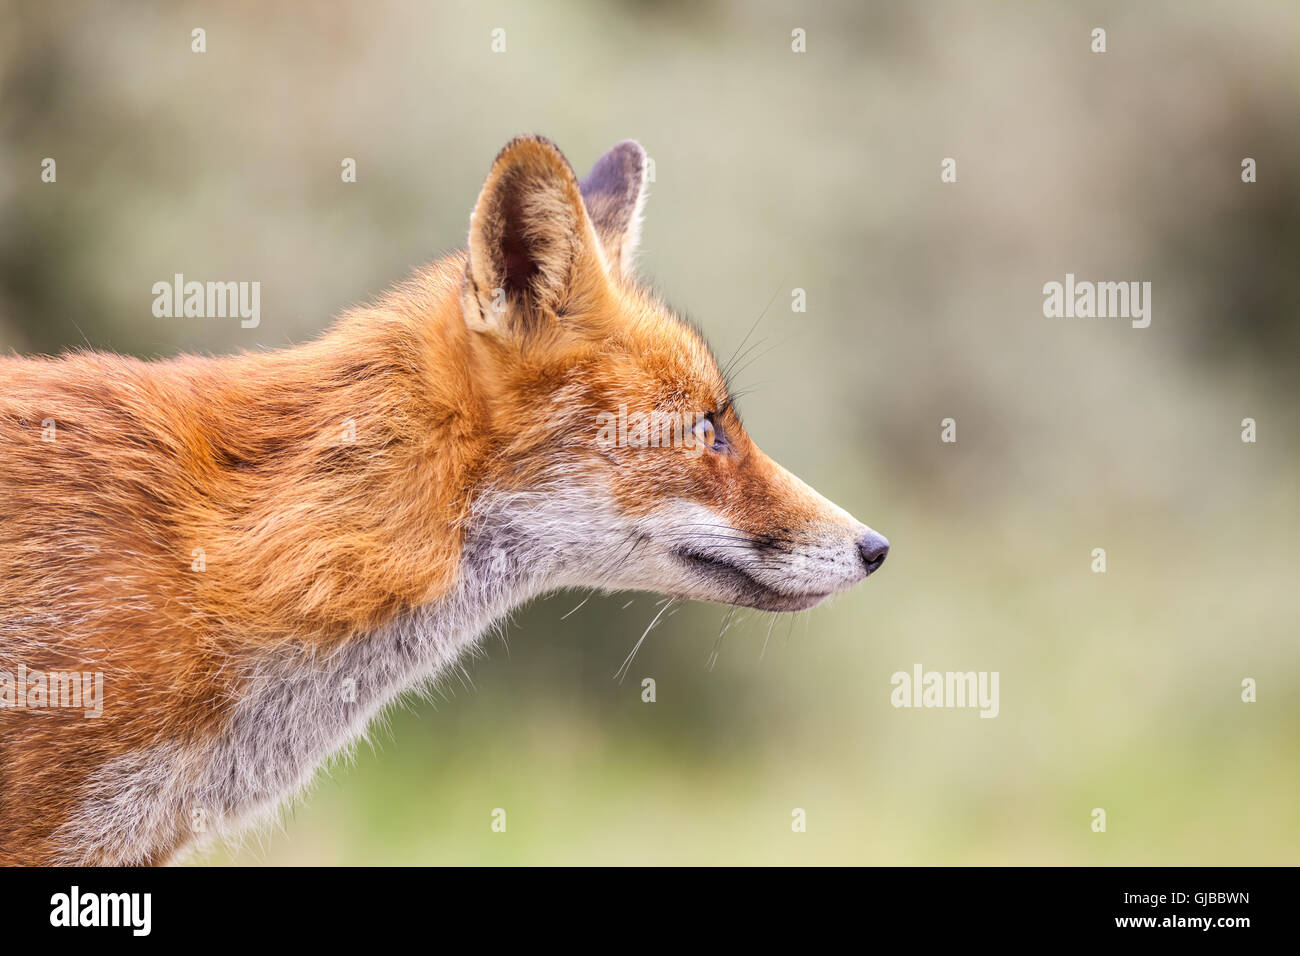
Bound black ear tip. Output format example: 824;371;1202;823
583;140;646;198
611;139;645;159
490;135;577;180
501;133;561;152
607;140;646;173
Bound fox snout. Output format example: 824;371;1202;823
621;449;889;613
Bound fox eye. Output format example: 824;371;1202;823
693;416;719;451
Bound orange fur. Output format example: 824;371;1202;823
0;136;884;864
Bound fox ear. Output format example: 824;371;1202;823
463;136;602;337
579;140;647;279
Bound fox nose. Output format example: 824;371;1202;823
857;531;889;576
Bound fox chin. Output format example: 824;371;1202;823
0;135;888;865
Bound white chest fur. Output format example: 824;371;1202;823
53;485;632;864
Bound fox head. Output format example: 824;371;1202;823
455;136;887;613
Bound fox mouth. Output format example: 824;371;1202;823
671;548;831;612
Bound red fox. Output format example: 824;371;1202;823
0;136;888;865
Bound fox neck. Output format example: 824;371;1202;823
55;472;618;865
188;257;499;645
51;259;623;864
52;382;618;868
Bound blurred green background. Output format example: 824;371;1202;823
1;0;1296;864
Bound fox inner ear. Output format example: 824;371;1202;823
579;140;647;279
463;136;599;336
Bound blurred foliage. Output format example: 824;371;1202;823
0;0;1296;864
